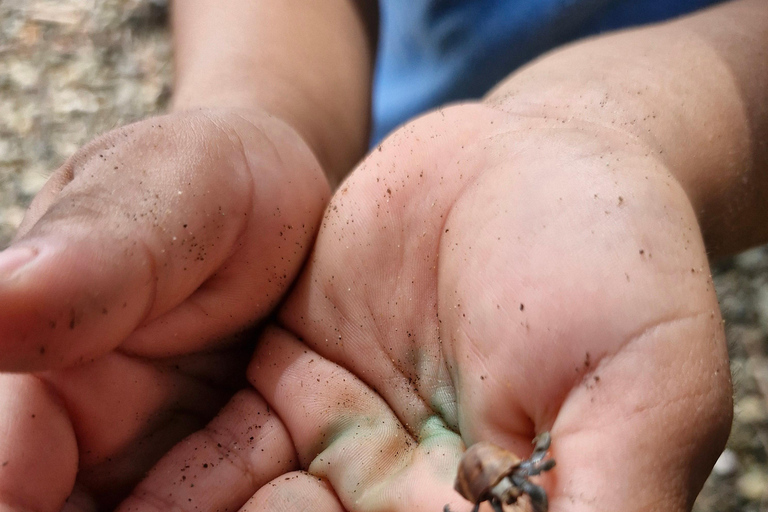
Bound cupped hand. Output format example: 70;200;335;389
117;103;731;512
0;108;329;509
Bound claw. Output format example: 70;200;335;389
532;432;551;453
539;458;556;472
516;454;555;477
490;498;505;512
518;479;549;512
443;502;480;512
523;432;554;471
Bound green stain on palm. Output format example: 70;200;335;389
418;415;465;483
419;414;455;441
406;340;459;430
430;384;459;430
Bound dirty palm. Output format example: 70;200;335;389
114;103;731;511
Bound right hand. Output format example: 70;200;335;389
0;108;330;509
110;103;732;512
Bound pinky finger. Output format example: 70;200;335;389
244;471;345;512
116;389;298;512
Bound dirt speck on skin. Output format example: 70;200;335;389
0;2;766;511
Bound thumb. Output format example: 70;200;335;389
0;109;328;371
547;313;732;511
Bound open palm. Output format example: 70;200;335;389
119;103;731;512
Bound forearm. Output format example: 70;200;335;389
171;0;377;185
486;0;768;257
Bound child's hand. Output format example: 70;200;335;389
0;107;329;508
117;104;732;512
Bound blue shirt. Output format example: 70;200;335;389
372;0;724;142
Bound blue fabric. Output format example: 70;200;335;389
372;0;724;143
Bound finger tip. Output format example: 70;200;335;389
0;375;78;512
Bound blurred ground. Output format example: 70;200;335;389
0;1;766;510
0;0;170;244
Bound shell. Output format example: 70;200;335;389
454;441;522;502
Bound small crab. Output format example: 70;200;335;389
445;432;555;512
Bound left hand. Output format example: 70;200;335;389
115;103;732;512
0;108;329;510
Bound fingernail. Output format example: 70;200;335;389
0;246;37;279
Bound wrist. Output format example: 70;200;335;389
485;1;768;256
170;0;377;189
171;74;367;189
